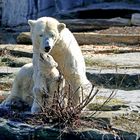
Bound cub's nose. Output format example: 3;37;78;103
45;46;51;52
40;53;44;60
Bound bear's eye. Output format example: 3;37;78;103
39;34;43;37
50;33;55;38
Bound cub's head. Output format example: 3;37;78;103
39;53;58;70
28;17;66;53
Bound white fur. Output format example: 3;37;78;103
1;17;92;111
28;17;92;106
0;63;34;108
0;54;65;112
31;53;65;113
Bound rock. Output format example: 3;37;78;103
1;56;32;67
0;66;20;75
2;0;56;26
131;13;140;25
86;52;140;68
86;71;140;90
94;88;140;108
16;32;140;45
86;52;140;90
60;18;131;32
0;29;18;44
2;1;140;27
128;105;140;113
108;17;130;25
17;32;31;44
0;44;33;58
2;0;29;26
0;117;138;140
75;33;140;45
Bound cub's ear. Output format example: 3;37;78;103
28;20;36;28
51;61;58;68
54;62;58;67
58;23;66;32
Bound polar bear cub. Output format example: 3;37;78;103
32;53;65;113
0;54;65;113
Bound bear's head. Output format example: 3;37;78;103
39;53;58;71
28;17;66;53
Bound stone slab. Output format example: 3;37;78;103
131;13;140;25
75;33;140;45
0;117;137;140
95;88;140;111
85;52;140;68
60;18;131;32
0;44;33;58
16;32;140;45
0;67;20;76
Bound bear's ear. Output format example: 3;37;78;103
58;23;66;32
51;61;58;68
28;20;36;28
54;61;58;67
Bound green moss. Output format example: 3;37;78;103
95;96;124;105
87;96;127;111
85;57;107;67
87;103;112;111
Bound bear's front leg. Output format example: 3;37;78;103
67;73;92;108
67;74;81;107
31;86;45;113
32;53;44;113
32;53;40;83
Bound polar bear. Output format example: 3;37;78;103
28;17;92;107
32;53;65;113
0;54;65;112
0;63;34;109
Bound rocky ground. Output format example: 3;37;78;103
0;26;140;139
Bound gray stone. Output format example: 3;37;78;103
0;118;137;140
2;1;140;27
95;88;140;108
131;13;140;25
17;32;31;45
86;52;140;68
1;0;56;26
1;56;32;67
0;44;33;58
0;66;20;75
108;17;130;25
2;0;29;26
75;33;140;45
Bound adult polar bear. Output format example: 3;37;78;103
28;17;92;107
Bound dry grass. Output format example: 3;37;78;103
0;84;117;129
113;113;140;135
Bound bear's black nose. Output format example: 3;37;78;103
45;46;51;52
40;53;44;60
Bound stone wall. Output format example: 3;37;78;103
0;0;2;25
1;0;89;26
1;0;57;26
1;0;140;27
